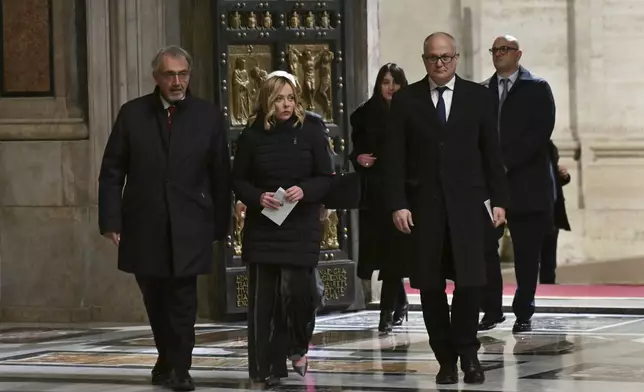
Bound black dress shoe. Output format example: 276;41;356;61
151;361;171;385
461;356;485;384
264;375;281;387
170;371;195;391
478;315;506;331
392;303;409;326
435;365;458;384
512;320;532;333
378;310;394;333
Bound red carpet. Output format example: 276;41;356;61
404;281;644;298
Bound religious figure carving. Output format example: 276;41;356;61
232;58;251;126
321;209;340;250
317;48;334;119
319;11;330;28
228;45;272;126
288;45;334;121
247;12;258;29
249;65;268;104
233;201;247;256
289;11;300;28
289;47;317;111
305;11;315;28
230;11;242;29
262;11;273;29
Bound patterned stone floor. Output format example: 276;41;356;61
0;311;643;391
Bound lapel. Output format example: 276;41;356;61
506;65;532;99
445;76;465;129
487;73;500;113
411;76;442;128
168;95;203;166
150;94;171;156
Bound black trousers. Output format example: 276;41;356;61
420;226;481;365
539;228;559;284
247;263;316;380
380;278;408;311
507;211;552;321
135;275;198;374
481;226;505;319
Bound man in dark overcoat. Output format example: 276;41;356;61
484;35;556;333
383;32;509;385
98;45;231;391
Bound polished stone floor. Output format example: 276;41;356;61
0;311;643;391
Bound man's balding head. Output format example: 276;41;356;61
421;32;459;86
490;35;522;76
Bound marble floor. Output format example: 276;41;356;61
0;311;643;391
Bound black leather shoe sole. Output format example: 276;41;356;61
151;371;171;386
435;366;458;385
478;315;506;331
512;320;532;333
464;370;485;384
171;377;195;391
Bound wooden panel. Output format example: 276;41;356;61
1;0;52;95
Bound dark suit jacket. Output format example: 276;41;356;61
98;88;232;278
383;75;509;290
485;66;556;213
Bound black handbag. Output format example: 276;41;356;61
322;171;361;209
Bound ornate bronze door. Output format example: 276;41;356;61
213;0;359;316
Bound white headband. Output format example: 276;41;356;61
265;70;298;87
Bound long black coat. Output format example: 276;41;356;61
549;141;571;231
232;113;334;268
383;75;509;290
485;66;556;213
349;97;411;280
98;88;232;278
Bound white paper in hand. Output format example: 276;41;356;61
484;199;494;222
261;187;298;226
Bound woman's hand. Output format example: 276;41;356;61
260;192;281;209
357;153;377;168
285;186;304;202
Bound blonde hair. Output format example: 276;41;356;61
249;75;305;130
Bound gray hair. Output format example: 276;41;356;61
151;45;193;72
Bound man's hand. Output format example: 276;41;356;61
558;164;568;178
103;232;120;246
260;192;281;209
285;186;304;202
393;209;414;234
357;153;377;168
492;207;506;228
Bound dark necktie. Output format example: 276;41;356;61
436;86;448;124
167;105;176;129
497;78;508;133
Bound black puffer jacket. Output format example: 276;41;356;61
232;113;334;267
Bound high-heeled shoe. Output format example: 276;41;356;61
378;310;394;333
392;303;409;326
290;355;308;377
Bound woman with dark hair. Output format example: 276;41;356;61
349;63;410;333
232;71;334;386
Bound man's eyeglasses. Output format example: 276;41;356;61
162;71;190;80
422;54;458;64
489;46;519;55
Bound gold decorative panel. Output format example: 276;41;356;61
288;44;334;121
321;209;340;250
228;45;272;127
235;273;249;308
233;201;246;256
318;267;348;300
